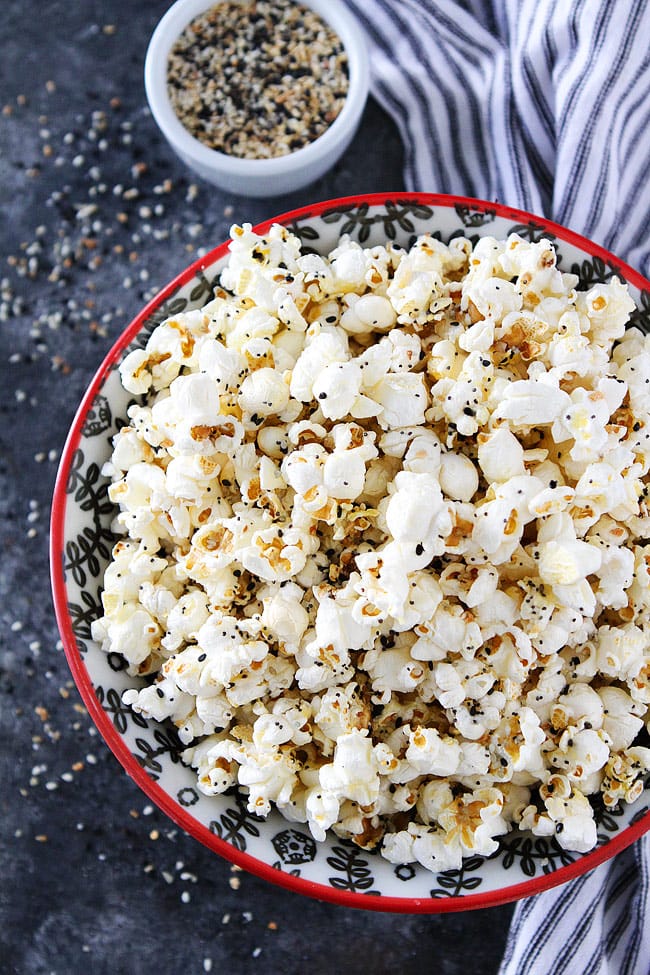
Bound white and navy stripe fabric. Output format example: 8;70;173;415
343;0;650;279
498;833;650;975
342;2;650;971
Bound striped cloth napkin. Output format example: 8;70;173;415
342;2;650;972
344;0;650;279
498;833;650;975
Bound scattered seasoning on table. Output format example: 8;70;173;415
166;0;349;159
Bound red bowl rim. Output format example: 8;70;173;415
50;191;650;913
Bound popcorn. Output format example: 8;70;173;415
312;361;365;422
405;726;461;776
595;624;647;686
384;470;451;545
237;748;298;818
430;375;489;436
225;305;281;354
241;524;309;583
384;785;508;871
304;787;341;842
521;776;598;852
437;787;508;855
382;822;461;872
577;278;637;345
536;517;603;587
370;372;428;430
494;375;571;427
290;331;348;403
550;683;604;733
94;223;648;875
386;237;456;326
411;600;481;664
473;474;544;564
313;682;369;752
260;582;309;653
318;729;382;804
600;747;650;808
322;448;367;500
464;277;522;322
340;293;396;334
182;734;237;796
598;686;645;750
105;426;155;474
438;451;479;502
119;309;210;395
364;641;427;697
238;366;290;417
551;378;626;464
477;428;525;483
592;541;634;610
313;587;374;655
93;604;162;671
546;312;609;382
549;727;610;787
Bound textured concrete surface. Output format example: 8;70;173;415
0;3;515;973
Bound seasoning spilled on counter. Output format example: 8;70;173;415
167;0;349;159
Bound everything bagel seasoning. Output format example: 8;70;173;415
166;0;349;159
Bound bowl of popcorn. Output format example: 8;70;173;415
144;0;369;196
51;193;650;911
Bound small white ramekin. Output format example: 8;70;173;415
144;0;369;197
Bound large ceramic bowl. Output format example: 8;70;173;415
51;193;650;912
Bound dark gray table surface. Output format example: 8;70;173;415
0;2;515;972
